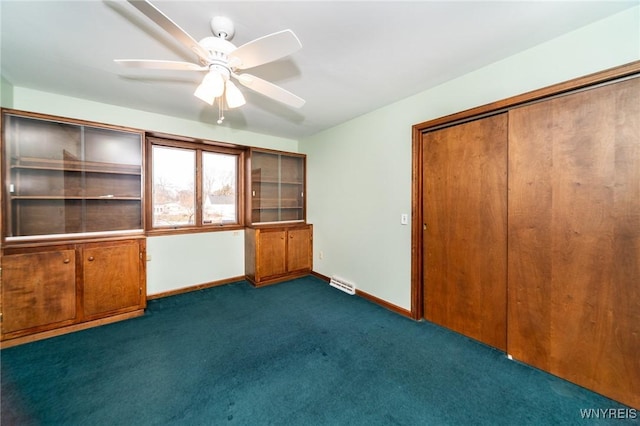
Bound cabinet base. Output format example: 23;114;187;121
0;309;145;349
246;271;311;288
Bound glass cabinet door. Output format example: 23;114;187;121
250;150;305;224
3;113;143;239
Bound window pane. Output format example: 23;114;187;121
202;152;237;224
152;146;195;227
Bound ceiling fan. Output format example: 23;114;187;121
115;0;305;123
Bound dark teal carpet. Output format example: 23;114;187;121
1;276;636;425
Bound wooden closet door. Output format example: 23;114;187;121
508;77;640;408
423;113;508;350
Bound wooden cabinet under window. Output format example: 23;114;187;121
245;224;313;286
82;240;144;319
1;238;146;347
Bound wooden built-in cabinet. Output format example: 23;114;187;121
1;110;146;347
245;224;313;286
414;62;640;409
1;238;146;347
245;148;312;286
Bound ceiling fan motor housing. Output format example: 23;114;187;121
198;36;237;71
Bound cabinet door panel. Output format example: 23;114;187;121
423;113;508;350
83;240;141;317
287;227;312;273
2;250;76;334
508;78;640;408
256;229;287;279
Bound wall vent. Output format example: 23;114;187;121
329;276;356;295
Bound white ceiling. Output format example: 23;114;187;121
1;1;636;140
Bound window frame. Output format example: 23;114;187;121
145;135;245;235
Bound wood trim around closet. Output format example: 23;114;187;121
413;60;640;133
410;60;640;320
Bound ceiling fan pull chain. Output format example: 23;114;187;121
217;96;225;124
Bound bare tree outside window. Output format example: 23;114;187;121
152;146;195;227
202;152;237;224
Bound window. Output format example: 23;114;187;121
152;146;195;227
202;151;238;224
149;137;243;232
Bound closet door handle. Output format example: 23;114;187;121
63;258;71;264
88;256;95;262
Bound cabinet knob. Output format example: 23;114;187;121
63;258;71;264
88;256;95;262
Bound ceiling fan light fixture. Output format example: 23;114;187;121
117;1;306;116
194;71;224;105
225;80;246;108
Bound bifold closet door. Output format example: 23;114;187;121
508;77;640;408
423;113;508;351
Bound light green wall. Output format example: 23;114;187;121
300;6;640;310
0;75;13;107
146;231;245;296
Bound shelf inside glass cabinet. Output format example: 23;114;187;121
3;113;143;239
249;150;305;224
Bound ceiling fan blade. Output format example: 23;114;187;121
237;73;305;108
231;30;301;70
114;59;207;71
127;0;210;62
